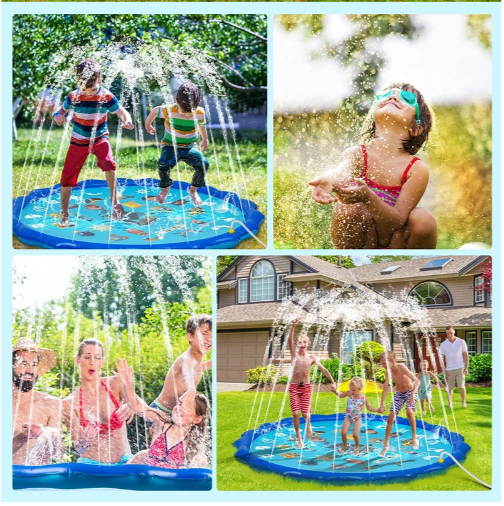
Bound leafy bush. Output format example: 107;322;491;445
277;376;289;384
310;354;363;383
245;365;278;384
354;341;385;378
466;354;492;382
374;368;386;384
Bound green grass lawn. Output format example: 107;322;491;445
12;126;267;249
217;389;492;491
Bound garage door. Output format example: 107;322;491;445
217;330;270;382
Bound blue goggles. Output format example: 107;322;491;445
375;89;421;124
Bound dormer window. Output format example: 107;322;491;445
250;260;275;302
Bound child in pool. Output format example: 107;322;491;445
144;81;210;207
288;318;337;449
417;360;447;414
335;376;379;455
378;351;421;457
113;358;210;469
52;59;134;227
309;83;437;249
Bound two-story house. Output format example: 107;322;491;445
217;255;491;382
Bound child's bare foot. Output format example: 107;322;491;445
380;445;389;457
113;203;124;220
156;188;169;204
339;444;347;455
462;402;467;408
188;186;202;206
412;438;419;450
296;438;304;449
59;213;70;227
430;406;435;414
306;426;313;440
354;446;360;456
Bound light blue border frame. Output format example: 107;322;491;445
2;2;501;503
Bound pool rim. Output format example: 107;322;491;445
12;178;264;249
233;413;471;482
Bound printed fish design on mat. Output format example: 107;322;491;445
77;231;95;236
159;224;185;234
330;464;348;470
191;219;208;225
109;234;128;241
300;460;318;466
125;229;149;236
345;458;364;465
276;444;291;450
150;206;172;213
77;215;95;222
361;465;379;471
401;440;414;447
49;212;61;219
280;453;299;459
368;438;384;444
142;196;158;201
139;216;157;226
188;207;205;215
84;198;103;203
317;453;335;462
118;195;135;200
85;204;103;211
144;236;160;242
123;212;145;223
170;198;191;206
68;204;79;209
396;460;415;466
310;437;326;442
362;429;378;434
53;222;75;228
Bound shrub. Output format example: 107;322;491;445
245;365;278;384
374;368;386;384
466;354;492;382
310;354;363;383
277;375;289;384
354;341;385;377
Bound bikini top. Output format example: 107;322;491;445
79;381;123;436
147;424;192;469
360;144;419;207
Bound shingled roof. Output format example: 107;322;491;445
426;306;492;327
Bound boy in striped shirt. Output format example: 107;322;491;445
145;81;209;206
52;59;134;226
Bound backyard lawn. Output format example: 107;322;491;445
217;389;492;491
12;126;267;249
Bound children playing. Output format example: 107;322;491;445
113;358;210;469
417;359;447;414
288;318;337;448
378;351;420;456
144;81;210;207
52;59;134;227
309;83;437;249
334;376;379;455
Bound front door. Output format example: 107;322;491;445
414;333;446;372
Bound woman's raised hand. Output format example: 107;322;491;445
116;404;136;424
113;358;133;387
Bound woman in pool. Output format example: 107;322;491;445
309;83;437;249
62;339;136;465
113;358;210;469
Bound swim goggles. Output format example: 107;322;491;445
375;89;421;124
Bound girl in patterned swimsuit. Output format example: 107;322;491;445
335;377;379;455
309;83;437;250
112;358;210;469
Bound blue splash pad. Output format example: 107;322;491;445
13;179;264;249
234;414;470;483
13;463;211;490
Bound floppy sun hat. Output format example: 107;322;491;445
375;89;421;124
12;339;57;376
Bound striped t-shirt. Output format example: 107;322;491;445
157;104;206;148
59;87;120;146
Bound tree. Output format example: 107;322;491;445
314;256;355;269
217;255;239;276
13;14;267;116
368;255;414;264
474;257;492;295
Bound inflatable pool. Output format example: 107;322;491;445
12;179;264;249
234;414;470;483
13;463;212;490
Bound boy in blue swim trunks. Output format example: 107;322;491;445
147;315;212;433
377;351;420;457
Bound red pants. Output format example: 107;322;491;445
289;383;312;415
61;136;116;187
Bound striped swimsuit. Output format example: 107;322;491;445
157;104;206;148
289;382;313;415
360;144;419;207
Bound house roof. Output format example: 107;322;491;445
426;306;492;328
217;302;297;327
351;256;488;283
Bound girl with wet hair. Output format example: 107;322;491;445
309;83;437;249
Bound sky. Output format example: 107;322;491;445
274;14;492;113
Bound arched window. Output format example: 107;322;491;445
250;260;275;302
408;281;452;306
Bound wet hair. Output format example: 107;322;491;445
380;351;396;362
77;338;104;358
76;59;102;89
360;82;435;155
186;314;212;335
297;333;311;345
349;376;364;390
176;81;201;113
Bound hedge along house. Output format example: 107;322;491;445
216;255;491;382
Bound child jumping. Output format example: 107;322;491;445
52;59;134;227
144;81;209;207
288;318;337;448
378;351;420;456
417;359;446;414
309;83;437;249
335;376;379;455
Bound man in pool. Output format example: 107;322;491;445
12;339;64;465
147;314;212;439
377;351;420;457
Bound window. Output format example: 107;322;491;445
277;274;291;300
481;331;492;354
409;282;452;306
238;279;248;304
474;276;484;303
420;258;452;271
341;330;373;364
381;266;401;274
465;331;477;356
250;260;275;302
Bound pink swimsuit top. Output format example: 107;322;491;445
360;144;419;207
147;425;191;469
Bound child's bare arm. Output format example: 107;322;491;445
145;107;159;135
364;396;379;413
52;105;69;126
379;369;391;412
335;389;350;399
179;354;198;402
198;125;209;152
428;371;446;389
202;359;212;372
116;106;134;130
313;357;337;392
288;318;300;358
